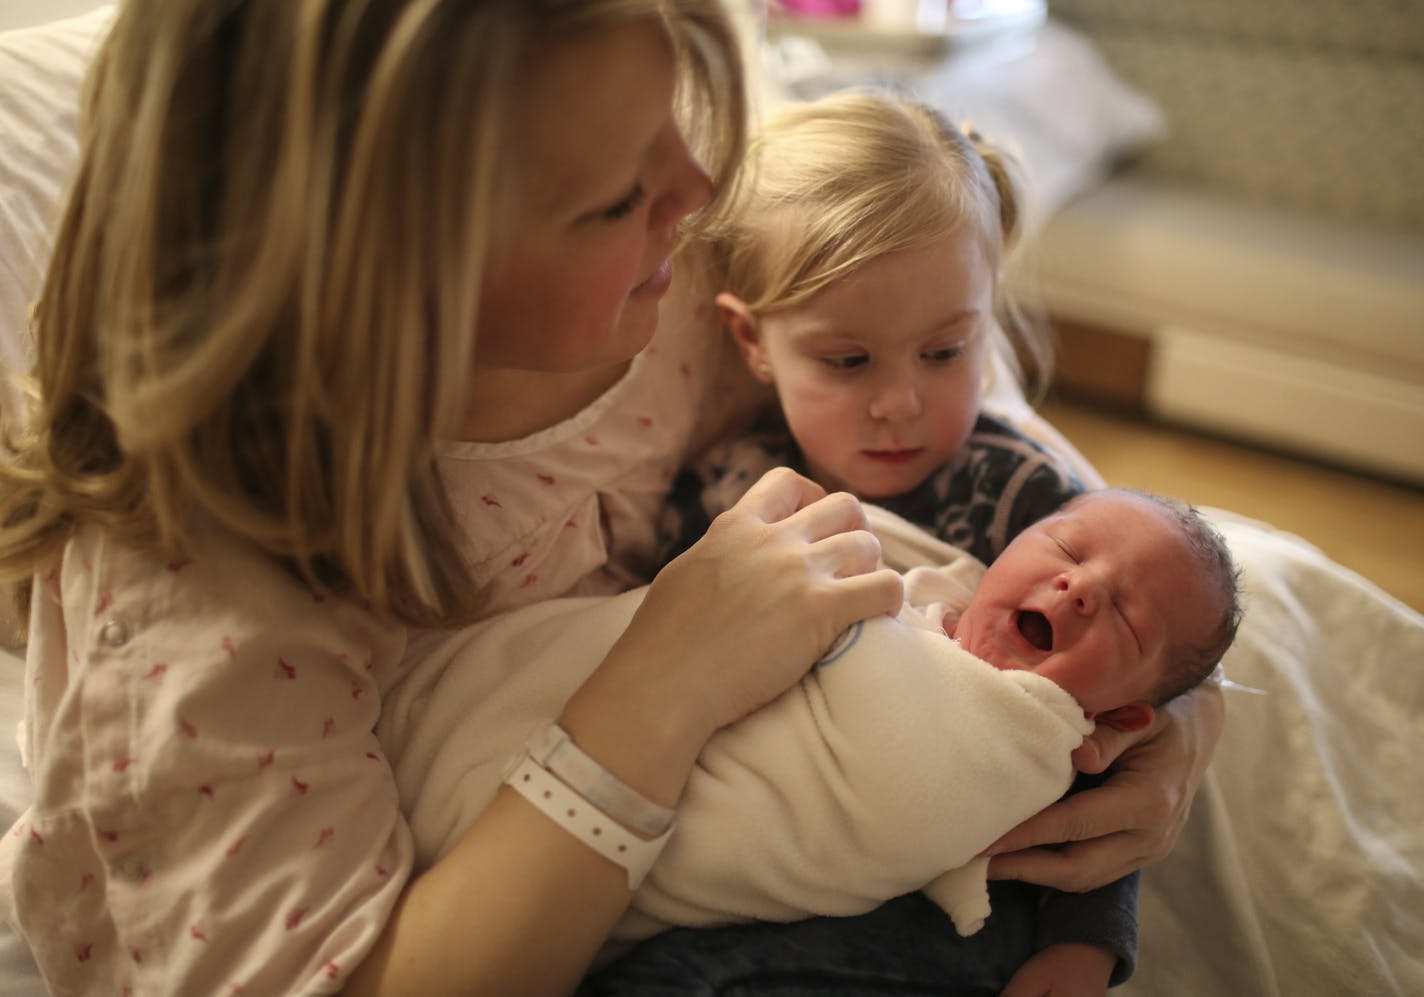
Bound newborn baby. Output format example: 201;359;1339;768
621;487;1241;940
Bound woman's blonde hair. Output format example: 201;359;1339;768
706;89;1048;393
0;0;746;629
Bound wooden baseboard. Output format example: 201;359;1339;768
1048;318;1151;411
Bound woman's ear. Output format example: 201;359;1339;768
715;291;772;382
1095;701;1155;733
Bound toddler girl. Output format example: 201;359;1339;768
664;88;1082;570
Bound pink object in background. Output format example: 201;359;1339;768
774;0;863;18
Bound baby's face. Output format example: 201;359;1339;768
950;492;1218;715
743;233;992;500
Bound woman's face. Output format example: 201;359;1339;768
475;19;712;374
743;233;992;500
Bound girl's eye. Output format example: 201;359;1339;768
1052;537;1079;563
602;183;646;221
923;344;966;364
822;354;869;370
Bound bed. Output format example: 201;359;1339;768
1;8;1421;996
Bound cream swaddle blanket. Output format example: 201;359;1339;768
623;568;1092;940
380;509;1092;942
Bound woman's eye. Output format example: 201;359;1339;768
823;354;869;370
602;184;646;221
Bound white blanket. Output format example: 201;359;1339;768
627;610;1089;941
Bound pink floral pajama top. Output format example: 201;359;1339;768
0;298;722;994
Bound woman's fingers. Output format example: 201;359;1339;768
828;565;904;621
734;466;828;524
786;489;872;543
631;469;903;734
983;684;1224;893
808;526;884;579
985;832;1148;894
985;775;1161;856
1070;713;1158;773
735;468;875;545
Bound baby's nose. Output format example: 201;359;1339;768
1055;572;1099;615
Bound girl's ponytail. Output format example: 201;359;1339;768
962;124;1052;401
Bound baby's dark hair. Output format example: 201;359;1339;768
1070;488;1243;706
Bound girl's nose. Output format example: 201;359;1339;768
1055;572;1099;616
868;379;922;422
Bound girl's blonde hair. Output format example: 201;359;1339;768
706;89;1048;393
0;0;746;629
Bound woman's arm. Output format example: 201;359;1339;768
346;468;903;995
984;684;1225;891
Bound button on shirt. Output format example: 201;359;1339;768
0;520;412;995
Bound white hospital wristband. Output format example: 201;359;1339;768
526;722;676;837
504;754;672;890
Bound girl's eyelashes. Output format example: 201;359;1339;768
923;344;966;363
821;353;869;370
601;183;646;221
1052;536;1079;563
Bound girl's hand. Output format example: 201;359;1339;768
985;683;1225;891
999;943;1114;997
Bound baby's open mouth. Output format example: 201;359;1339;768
1016;610;1054;651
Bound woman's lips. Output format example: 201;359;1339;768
631;258;673;297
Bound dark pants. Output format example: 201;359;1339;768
578;887;1039;997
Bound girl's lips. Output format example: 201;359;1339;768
861;448;923;465
631;258;673;297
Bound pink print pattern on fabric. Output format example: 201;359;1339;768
0;521;414;994
432;307;720;620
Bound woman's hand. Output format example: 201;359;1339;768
636;466;903;730
563;466;903;806
985;683;1225;891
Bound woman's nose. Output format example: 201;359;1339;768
650;134;712;232
868;378;922;422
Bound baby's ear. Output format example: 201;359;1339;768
1095;702;1155;733
715;292;771;381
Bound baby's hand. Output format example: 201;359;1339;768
999;942;1114;997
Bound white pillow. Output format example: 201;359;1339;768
911;19;1166;231
0;6;115;433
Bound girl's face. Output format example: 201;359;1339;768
476;19;712;374
734;232;993;499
